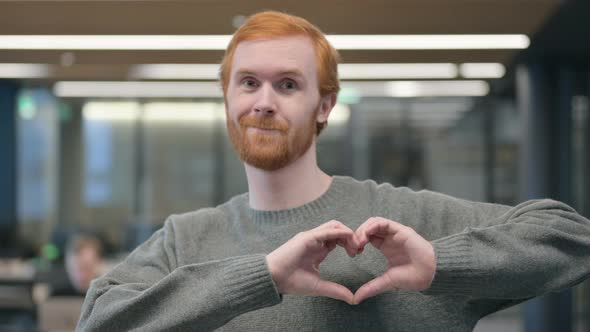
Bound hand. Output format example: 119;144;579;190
266;220;361;304
354;217;436;304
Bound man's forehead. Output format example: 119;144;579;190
230;36;317;76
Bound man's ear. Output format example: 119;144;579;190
317;93;337;123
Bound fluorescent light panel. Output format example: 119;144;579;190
130;64;220;80
0;34;529;50
80;101;354;126
460;63;506;78
83;101;141;121
329;35;529;50
54;81;223;98
0;62;504;81
387;81;489;97
0;63;50;78
132;63;459;80
340;63;458;79
56;80;489;98
0;36;231;50
342;80;489;97
328;104;351;125
143;102;225;123
130;63;504;80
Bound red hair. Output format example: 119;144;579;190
219;11;341;135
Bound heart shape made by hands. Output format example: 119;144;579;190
266;217;436;305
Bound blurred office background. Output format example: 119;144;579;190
0;0;589;331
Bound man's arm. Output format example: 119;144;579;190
361;184;590;302
424;198;590;298
77;217;281;331
77;217;361;330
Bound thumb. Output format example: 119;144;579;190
312;279;355;304
353;274;394;304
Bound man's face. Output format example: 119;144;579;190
65;247;100;292
225;36;327;171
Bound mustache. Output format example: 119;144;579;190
239;115;289;133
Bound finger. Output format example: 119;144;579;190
325;240;337;252
364;217;407;238
356;217;380;246
323;220;362;255
353;274;395;304
331;231;359;257
361;221;404;249
337;235;362;257
320;220;360;257
314;220;362;256
318;220;353;233
335;238;355;257
313;228;355;244
306;229;353;254
313;279;355;304
368;235;384;250
354;218;372;246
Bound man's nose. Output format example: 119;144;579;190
253;83;276;116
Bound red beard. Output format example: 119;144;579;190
226;109;317;171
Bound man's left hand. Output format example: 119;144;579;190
353;217;436;304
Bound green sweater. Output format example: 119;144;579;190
78;176;590;331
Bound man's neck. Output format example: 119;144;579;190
244;145;332;211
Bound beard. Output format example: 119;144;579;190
226;106;318;171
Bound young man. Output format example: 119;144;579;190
78;11;590;331
52;233;105;296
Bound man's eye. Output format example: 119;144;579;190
280;80;297;90
241;79;258;88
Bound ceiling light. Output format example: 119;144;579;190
82;101;141;121
327;35;530;50
54;81;223;98
338;63;457;79
341;80;489;97
143;102;225;123
0;34;529;50
130;63;459;80
0;35;231;50
328;104;351;125
129;64;220;80
387;81;489;97
55;80;488;98
0;63;50;78
460;63;506;78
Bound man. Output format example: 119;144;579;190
78;11;590;331
51;233;105;296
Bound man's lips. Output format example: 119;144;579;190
245;126;285;134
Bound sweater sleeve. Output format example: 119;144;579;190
76;217;281;331
374;184;590;299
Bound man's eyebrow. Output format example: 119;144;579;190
234;68;305;78
277;69;304;78
235;69;256;77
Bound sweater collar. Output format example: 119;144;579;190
244;176;352;223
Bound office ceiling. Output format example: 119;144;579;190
0;0;564;82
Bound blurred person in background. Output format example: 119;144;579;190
50;233;105;296
78;11;590;331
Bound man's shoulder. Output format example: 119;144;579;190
334;175;442;203
340;175;498;209
334;175;396;194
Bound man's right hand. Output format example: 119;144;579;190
265;220;360;304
